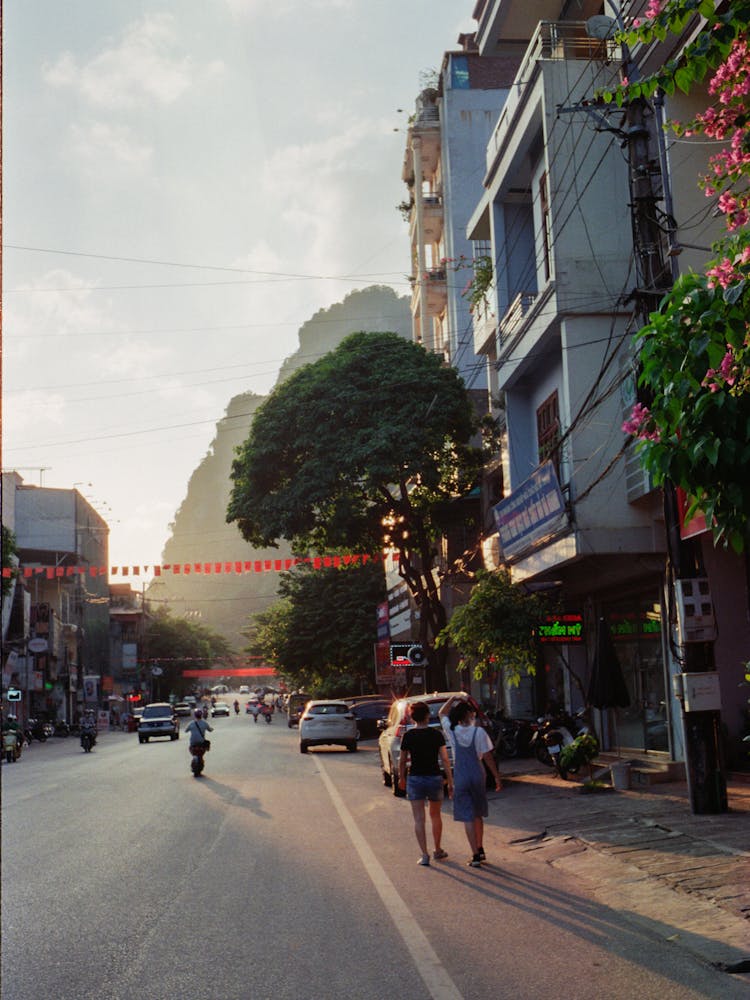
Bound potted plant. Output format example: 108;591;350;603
559;732;599;779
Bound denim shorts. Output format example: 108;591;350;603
406;774;444;802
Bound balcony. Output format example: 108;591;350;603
409;194;444;245
472;294;497;355
486;22;620;173
412;268;448;317
498;291;537;345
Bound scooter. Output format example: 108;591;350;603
531;709;590;779
3;730;22;763
263;707;272;724
190;741;209;777
80;730;96;752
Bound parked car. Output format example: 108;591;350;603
211;702;230;717
377;692;491;796
299;700;358;753
137;703;180;743
173;702;193;717
350;698;392;741
287;693;311;729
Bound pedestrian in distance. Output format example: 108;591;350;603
398;701;453;867
439;695;502;867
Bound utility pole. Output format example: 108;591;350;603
621;38;727;814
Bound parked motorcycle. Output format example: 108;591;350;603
491;717;522;758
530;709;591;779
53;720;70;738
3;729;22;763
25;718;47;743
190;741;210;777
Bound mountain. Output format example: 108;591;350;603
149;285;411;650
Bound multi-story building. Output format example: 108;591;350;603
2;473;110;724
465;0;670;744
463;0;747;780
394;39;523;692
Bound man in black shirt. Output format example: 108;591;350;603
398;701;453;866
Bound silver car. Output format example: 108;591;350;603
137;702;180;743
299;700;357;754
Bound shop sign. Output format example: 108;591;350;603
609;612;661;638
538;614;583;643
493;462;567;560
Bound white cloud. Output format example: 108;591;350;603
42;13;221;110
222;0;352;16
67;120;153;175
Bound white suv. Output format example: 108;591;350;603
299;700;358;754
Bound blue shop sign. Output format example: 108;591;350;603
492;462;567;560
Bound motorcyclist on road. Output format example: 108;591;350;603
186;709;213;747
3;712;20;735
80;710;97;748
233;699;240;715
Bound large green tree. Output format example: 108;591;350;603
244;562;386;694
145;608;233;695
227;331;482;678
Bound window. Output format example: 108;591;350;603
537;391;561;476
539;171;552;281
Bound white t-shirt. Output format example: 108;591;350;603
440;717;493;758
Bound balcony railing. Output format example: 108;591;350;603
498;291;537;344
487;21;620;169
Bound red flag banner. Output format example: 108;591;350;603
2;552;400;579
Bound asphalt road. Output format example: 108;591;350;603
2;708;746;1000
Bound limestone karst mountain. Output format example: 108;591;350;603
149;286;410;650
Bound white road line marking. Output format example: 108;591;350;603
316;757;463;1000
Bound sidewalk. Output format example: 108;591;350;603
491;755;750;975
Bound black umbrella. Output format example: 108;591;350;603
588;617;630;709
588;617;630;755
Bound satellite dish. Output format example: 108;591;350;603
586;15;616;39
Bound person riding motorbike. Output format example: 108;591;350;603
233;699;240;716
186;709;213;752
3;713;22;762
80;710;98;750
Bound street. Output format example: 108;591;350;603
2;709;746;1000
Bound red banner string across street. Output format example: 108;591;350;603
3;552;399;580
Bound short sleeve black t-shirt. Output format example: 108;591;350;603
400;726;446;776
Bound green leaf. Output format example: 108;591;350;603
674;67;694;94
724;280;746;305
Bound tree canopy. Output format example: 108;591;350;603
227;331;482;667
145;608;233;695
613;0;750;550
437;569;550;687
243;562;385;695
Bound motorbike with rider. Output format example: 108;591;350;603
80;710;98;752
185;709;213;776
2;713;22;763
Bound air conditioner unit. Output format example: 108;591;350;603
675;578;716;643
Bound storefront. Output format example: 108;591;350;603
602;592;669;754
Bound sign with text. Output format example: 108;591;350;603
492;462;567;560
538;614;584;644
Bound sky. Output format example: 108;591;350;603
3;0;475;570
